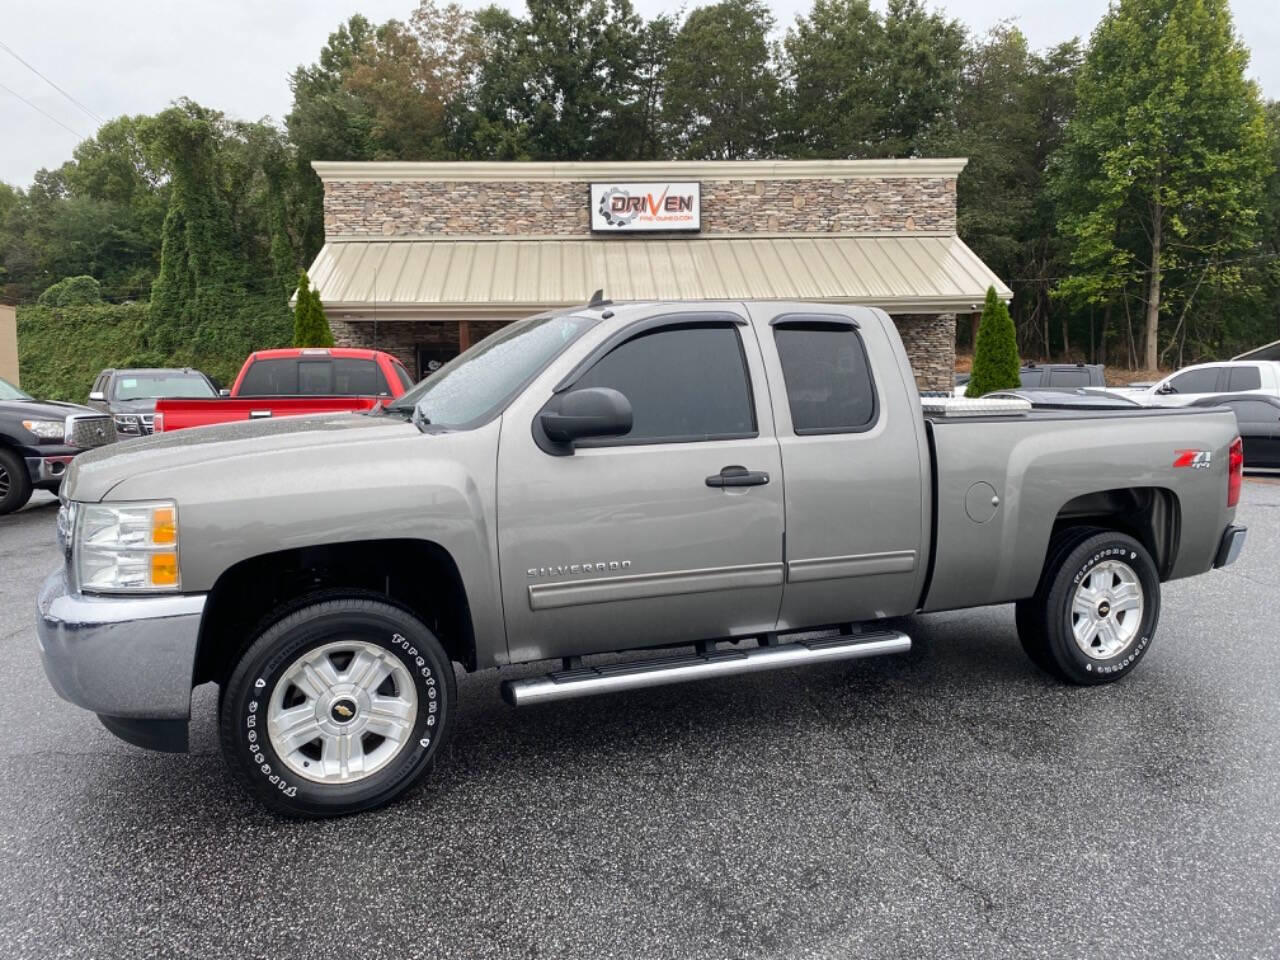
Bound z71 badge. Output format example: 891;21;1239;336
1173;449;1212;469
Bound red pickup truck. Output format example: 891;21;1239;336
153;348;414;433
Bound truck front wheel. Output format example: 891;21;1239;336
218;596;455;817
0;447;33;515
1015;530;1160;685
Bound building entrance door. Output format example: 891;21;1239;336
416;345;456;380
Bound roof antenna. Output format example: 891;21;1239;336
587;288;610;308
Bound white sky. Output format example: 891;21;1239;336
1;0;1277;186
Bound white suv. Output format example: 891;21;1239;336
1136;361;1280;406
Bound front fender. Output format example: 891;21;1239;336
104;420;506;664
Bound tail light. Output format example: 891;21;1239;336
1227;436;1244;507
152;412;165;434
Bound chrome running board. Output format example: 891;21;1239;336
500;630;911;706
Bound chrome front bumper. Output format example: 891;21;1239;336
36;568;205;723
25;455;75;486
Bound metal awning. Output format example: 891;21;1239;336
309;234;1011;317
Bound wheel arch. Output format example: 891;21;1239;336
193;538;477;689
1050;486;1181;580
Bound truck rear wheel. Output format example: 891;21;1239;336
218;595;455;817
1015;530;1160;685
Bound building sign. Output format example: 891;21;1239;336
590;182;701;233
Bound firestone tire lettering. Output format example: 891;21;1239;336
218;594;456;818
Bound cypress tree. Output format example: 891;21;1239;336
293;270;334;347
965;287;1021;397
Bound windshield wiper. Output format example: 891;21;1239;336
410;404;432;432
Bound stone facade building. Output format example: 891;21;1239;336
307;159;1010;391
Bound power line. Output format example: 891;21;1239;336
0;39;104;126
0;80;87;140
1004;250;1280;284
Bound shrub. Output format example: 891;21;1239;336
965;287;1020;397
36;275;103;307
17;303;149;401
292;270;334;348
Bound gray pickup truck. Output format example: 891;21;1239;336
37;300;1247;817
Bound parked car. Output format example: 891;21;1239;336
0;376;117;515
954;362;1105;396
86;367;219;437
39;301;1245;817
1131;360;1280;406
152;347;414;432
984;388;1140;408
1190;394;1280;471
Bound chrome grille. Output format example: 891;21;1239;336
140;414;155;435
67;415;118;450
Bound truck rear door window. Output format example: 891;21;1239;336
572;324;756;443
773;320;877;433
1227;366;1262;391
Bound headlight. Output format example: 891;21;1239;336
75;500;180;593
113;415;142;436
22;419;65;442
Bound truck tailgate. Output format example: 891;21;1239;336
154;395;381;432
921;406;1239;612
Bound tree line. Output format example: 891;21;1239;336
1;0;1277;376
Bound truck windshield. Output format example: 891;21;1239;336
390;312;597;429
114;373;215;400
0;377;32;401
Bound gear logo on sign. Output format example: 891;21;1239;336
597;187;638;228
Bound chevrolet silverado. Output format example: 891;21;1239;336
37;301;1247;816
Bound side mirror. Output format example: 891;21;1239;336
1156;383;1175;395
219;388;231;397
88;391;105;402
539;387;632;446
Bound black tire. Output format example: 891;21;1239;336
1015;526;1103;674
0;447;33;516
218;595;456;818
1016;530;1160;685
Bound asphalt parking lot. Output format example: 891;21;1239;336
2;485;1279;959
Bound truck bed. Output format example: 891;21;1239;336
154;395;382;432
920;403;1239;612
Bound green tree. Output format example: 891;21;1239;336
37;275;102;307
1052;0;1272;370
946;27;1081;358
664;0;781;159
143;100;291;383
454;0;654;161
782;0;965;158
293;271;334;347
966;287;1021;396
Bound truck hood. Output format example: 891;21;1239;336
65;412;420;502
1;398;100;419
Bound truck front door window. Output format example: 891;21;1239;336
1166;368;1220;394
571;324;756;444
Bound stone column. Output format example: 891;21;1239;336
891;314;957;393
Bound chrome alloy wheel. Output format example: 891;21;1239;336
0;461;9;499
267;640;418;784
1071;559;1144;660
